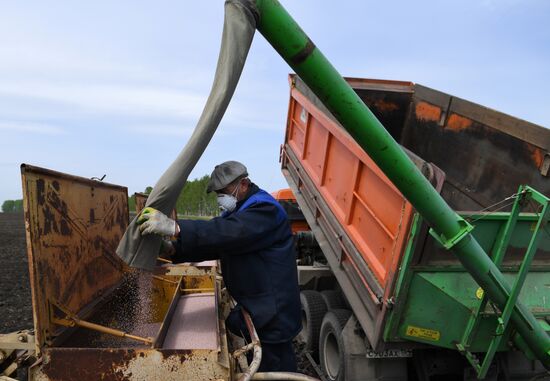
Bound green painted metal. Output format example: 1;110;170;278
397;271;512;351
392;271;549;351
492;192;525;265
383;209;549;364
476;186;550;378
383;213;422;342
253;0;550;369
458;189;525;369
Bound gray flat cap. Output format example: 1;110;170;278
207;161;248;193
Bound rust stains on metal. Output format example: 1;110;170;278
48;186;68;215
527;145;545;168
446;113;473;131
21;165;128;350
36;179;46;204
181;275;215;295
37;348;230;380
290;38;316;65
134;193;148;215
414;101;441;123
40;348;134;381
373;99;399;113
42;206;58;235
59;219;71;236
159;349;194;363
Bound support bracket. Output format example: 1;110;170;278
429;217;474;250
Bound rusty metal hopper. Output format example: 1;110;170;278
21;165;231;380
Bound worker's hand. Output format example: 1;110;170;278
137;207;178;237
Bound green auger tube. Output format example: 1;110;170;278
253;0;550;370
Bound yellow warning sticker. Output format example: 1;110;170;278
476;287;484;299
405;325;441;342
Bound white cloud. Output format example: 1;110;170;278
0;77;287;133
0;121;65;135
0;80;207;120
0;45;213;91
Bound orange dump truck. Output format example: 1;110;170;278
281;75;550;380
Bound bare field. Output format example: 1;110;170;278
0;212;33;333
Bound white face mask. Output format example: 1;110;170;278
217;194;237;213
217;182;241;213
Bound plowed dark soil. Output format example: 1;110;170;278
0;212;33;334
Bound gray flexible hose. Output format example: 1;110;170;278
116;0;257;270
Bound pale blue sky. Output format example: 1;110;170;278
1;0;549;203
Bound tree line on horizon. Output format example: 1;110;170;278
2;175;219;217
1;199;23;213
130;175;219;217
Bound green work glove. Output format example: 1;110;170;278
137;207;178;237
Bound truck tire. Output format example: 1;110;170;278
299;290;328;353
320;290;346;310
319;309;352;381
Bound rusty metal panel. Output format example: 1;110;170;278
405;85;550;210
424;84;550;152
30;347;231;381
134;192;177;220
134;192;147;215
20;164;129;351
21;166;231;379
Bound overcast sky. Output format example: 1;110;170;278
1;0;549;203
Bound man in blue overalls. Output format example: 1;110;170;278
138;161;301;372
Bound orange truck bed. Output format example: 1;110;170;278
281;76;444;347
